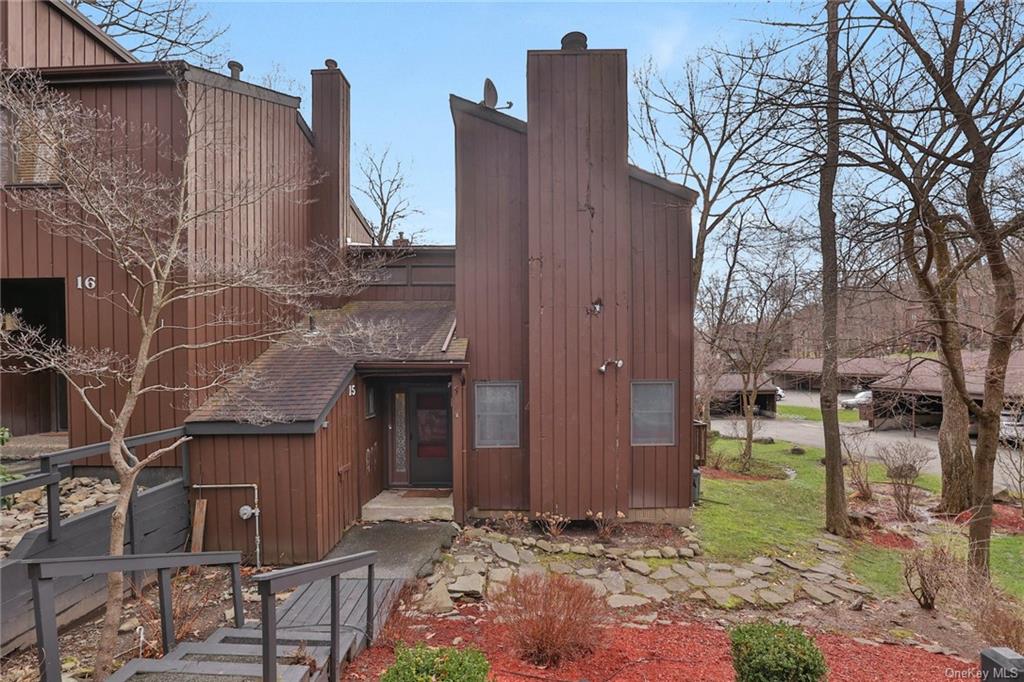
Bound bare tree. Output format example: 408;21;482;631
0;67;383;678
68;0;226;64
699;219;811;470
833;0;1024;571
632;43;808;295
694;337;729;424
356;145;423;246
998;390;1024;518
818;0;853;538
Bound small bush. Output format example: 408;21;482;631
730;622;827;682
586;509;625;541
380;644;489;682
903;543;955;609
878;442;930;521
493;573;606;666
534;511;570;538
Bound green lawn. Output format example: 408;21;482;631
694;438;1023;599
777;404;862;423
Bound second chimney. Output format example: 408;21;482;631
311;58;350;246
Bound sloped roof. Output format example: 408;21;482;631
713;373;775;395
767;356;906;378
870;350;1024;400
186;300;467;432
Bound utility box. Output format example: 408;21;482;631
980;648;1023;680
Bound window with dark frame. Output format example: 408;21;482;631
474;381;520;448
1;110;61;185
631;381;676;446
365;385;377;419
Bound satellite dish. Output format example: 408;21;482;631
482;78;498;109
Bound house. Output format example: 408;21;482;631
3;14;700;566
767;356;906;392
1;0;372;452
709;373;777;417
869;351;1024;431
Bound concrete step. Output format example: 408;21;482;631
107;657;311;682
361;489;454;522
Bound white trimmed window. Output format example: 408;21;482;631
475;381;520;448
631;381;676;446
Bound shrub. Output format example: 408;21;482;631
730;622;827;682
493;573;606;666
878;442;930;521
903;543;955;609
501;511;530;535
944;557;1024;652
380;644;489;682
534;511;570;538
586;509;625;541
841;431;872;501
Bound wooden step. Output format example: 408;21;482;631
107;657;311;682
164;641;333;668
208;626;363;659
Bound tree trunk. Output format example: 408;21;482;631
969;409;999;574
92;459;138;679
937;366;974;514
742;392;754;472
819;0;852;537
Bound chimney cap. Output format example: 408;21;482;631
324;58;339;70
561;31;588;51
227;60;243;79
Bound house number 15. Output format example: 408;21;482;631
76;275;97;290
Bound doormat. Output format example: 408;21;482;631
401;489;452;498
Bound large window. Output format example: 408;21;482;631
1;111;60;185
631;381;676;446
475;381;520;448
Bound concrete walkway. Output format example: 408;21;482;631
326;520;458;580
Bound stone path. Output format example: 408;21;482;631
417;526;875;615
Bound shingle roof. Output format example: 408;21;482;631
870;350;1024;400
187;300;467;427
767;356;905;378
713;373;775;394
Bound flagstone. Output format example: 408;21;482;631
801;582;836;605
633;583;670;601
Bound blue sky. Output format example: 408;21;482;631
201;2;791;243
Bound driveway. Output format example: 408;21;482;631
711;415;1015;492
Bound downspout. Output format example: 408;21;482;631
192;483;262;568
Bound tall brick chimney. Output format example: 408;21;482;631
310;58;350;246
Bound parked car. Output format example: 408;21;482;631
1000;409;1024;444
775;386;786;401
840;390;872;410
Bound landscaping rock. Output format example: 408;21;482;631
624;559;653;576
607;594;650;609
777;557;806;571
535;539;554;553
752;556;774;568
816;540;843;554
119;617;140;634
671;563;698;578
659;546;678;559
708;562;733;572
519;564;546;578
800;582;835;605
582;578;608;596
576;567;598;577
746;564;773;576
733;568;755;581
491;541;520;565
633;583;670;601
729;586;760;605
802;571;833;584
833;579;873;595
570;544;589;554
489;567;513;584
808;562;847;578
421;581;456;614
790;445;806;454
707;572;736;587
628;549;646;560
519;549;537;564
601;572;627;594
663;577;690;593
548;562;574;575
650;567;676;581
448;574;485;599
704;588;735;608
758;589;790;607
689;575;710;588
644;549;662;559
453;561;486;576
821;584;856;602
676;547;695;559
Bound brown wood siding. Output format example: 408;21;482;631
1;0;127;68
527;50;630;518
185;79;316;412
190;431;320;565
453;110;529;511
1;81;189;453
354;250;456;302
628;177;694;509
314;388;356;558
355;379;386;509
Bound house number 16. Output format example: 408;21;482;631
76;275;97;290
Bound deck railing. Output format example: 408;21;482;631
253;550;378;682
26;551;243;682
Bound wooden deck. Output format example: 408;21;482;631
276;575;405;655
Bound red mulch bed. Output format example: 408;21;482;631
702;467;772;482
342;608;975;681
953;503;1024;534
866;529;916;549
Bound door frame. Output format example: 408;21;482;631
407;385;453;487
385;379;454;488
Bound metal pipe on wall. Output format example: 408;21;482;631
191;483;262;568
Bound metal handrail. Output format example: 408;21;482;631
0;427;189;543
253;550;377;682
26;551;244;682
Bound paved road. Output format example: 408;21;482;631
713;404;1014;493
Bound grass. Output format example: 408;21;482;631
695;438;1024;600
777;404;862;423
711;454;789;479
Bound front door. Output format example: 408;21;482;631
409;387;452;487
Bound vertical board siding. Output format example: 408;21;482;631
527;50;630;518
1;0;127;68
354;250;456;302
628;177;695;509
1;81;189;455
453;111;529;511
191;432;319;565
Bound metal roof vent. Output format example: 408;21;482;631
561;31;588;51
324;58;338;70
227;60;243;80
